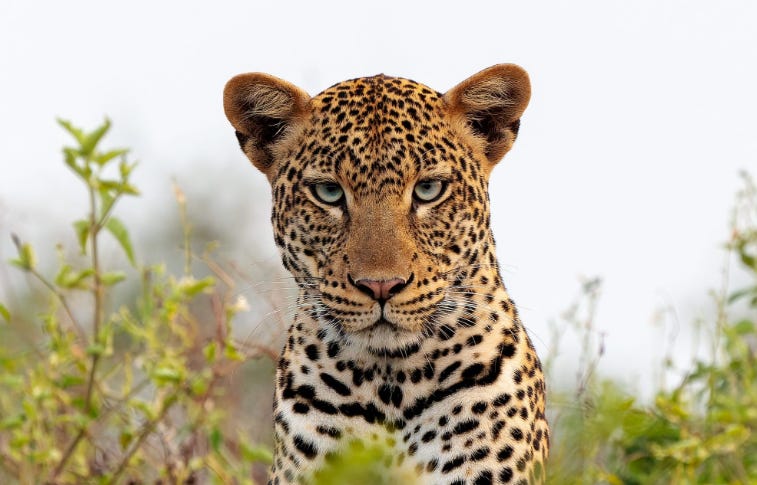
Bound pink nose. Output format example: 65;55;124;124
353;277;408;301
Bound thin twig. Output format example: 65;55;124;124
107;392;178;484
27;267;87;343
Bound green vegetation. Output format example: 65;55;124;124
0;120;755;483
546;173;757;484
0;120;270;484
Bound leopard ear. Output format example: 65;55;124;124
223;73;310;177
444;64;531;166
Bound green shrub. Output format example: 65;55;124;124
0;119;271;484
546;173;757;484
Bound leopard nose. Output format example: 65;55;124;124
349;275;411;302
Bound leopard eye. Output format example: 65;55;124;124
413;180;445;203
312;182;344;205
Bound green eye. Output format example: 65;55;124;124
312;182;344;205
413;180;445;202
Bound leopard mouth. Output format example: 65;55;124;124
357;316;401;333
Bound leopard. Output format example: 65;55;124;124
223;64;549;485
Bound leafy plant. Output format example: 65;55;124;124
0;119;272;484
546;173;757;484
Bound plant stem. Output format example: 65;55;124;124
53;179;106;481
84;180;104;414
106;392;178;484
50;427;87;480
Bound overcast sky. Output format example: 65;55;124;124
1;0;755;393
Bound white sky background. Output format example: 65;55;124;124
1;0;755;395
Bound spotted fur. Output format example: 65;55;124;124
224;64;548;484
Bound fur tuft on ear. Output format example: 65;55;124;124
223;73;310;176
444;64;531;166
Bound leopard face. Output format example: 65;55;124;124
225;66;528;355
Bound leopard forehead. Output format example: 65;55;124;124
279;74;479;197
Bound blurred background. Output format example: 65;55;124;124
1;1;756;481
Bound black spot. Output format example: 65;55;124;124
378;384;393;405
441;455;465;473
493;393;511;407
466;334;483;347
305;344;319;361
423;362;435;379
311;399;338;415
438;324;456;340
293;435;317;459
320;373;351;396
438;361;461;383
473;470;493;485
499;467;514;483
296;385;315;400
461;362;484;379
292;402;310;414
352;368;364;386
472;401;488;414
327;341;341;358
452;419;479;435
316;426;342;438
410;369;422;383
497;445;514;461
502;343;516;357
470;446;490;461
492;420;506;440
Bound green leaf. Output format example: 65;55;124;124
119;430;134;450
240;441;273;464
0;413;26;431
203;341;217;363
57;118;86;145
178;276;215;297
62;147;91;180
121;183;140;196
151;367;182;384
105;217;136;266
99;187;116;216
224;343;243;361
101;271;126;286
73;219;90;254
86;344;106;356
731;319;755;335
0;303;9;323
94;148;128;166
54;265;94;289
80;118;111;157
56;374;85;389
210;427;222;453
10;238;36;271
119;160;137;178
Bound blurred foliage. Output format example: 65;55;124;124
307;440;420;485
546;172;757;484
0;120;272;484
0;118;755;484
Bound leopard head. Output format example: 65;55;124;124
224;65;530;353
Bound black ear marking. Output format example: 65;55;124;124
223;73;310;176
234;130;249;150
